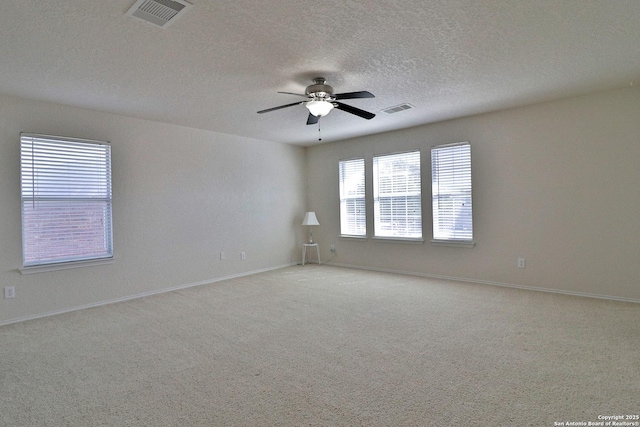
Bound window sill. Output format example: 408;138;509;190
431;240;475;248
340;235;368;241
20;257;115;275
373;236;425;244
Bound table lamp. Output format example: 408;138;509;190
301;212;320;243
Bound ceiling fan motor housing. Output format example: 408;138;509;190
306;78;334;99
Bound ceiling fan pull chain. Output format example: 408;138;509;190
318;121;322;141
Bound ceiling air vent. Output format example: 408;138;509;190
126;0;192;28
382;103;414;114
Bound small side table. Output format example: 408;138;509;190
302;243;321;266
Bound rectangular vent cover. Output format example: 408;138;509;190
126;0;192;28
382;103;414;114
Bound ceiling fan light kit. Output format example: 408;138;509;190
257;77;376;125
306;100;334;117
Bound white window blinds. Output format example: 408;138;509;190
339;158;366;236
431;142;472;242
20;133;113;267
373;151;422;239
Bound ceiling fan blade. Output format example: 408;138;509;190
334;102;376;120
277;91;308;97
306;112;319;125
334;91;375;100
257;101;304;114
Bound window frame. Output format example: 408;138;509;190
338;157;367;238
372;150;423;241
20;133;114;271
430;141;473;246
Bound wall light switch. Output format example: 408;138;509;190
518;258;526;268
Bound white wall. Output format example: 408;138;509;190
307;86;640;301
0;95;307;324
3;86;638;325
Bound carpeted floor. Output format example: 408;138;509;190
1;265;638;426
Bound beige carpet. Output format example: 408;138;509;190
1;265;638;426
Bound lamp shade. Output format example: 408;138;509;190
301;211;320;226
306;100;334;117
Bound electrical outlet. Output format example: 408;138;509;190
4;286;15;299
518;258;526;268
330;244;336;254
241;252;246;260
220;252;226;260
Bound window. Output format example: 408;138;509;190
431;142;472;242
20;133;113;267
373;151;422;239
339;158;366;236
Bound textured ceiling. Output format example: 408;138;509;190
1;1;639;146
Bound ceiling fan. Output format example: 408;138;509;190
257;77;376;125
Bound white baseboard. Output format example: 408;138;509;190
0;263;296;327
326;262;640;304
4;261;637;327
